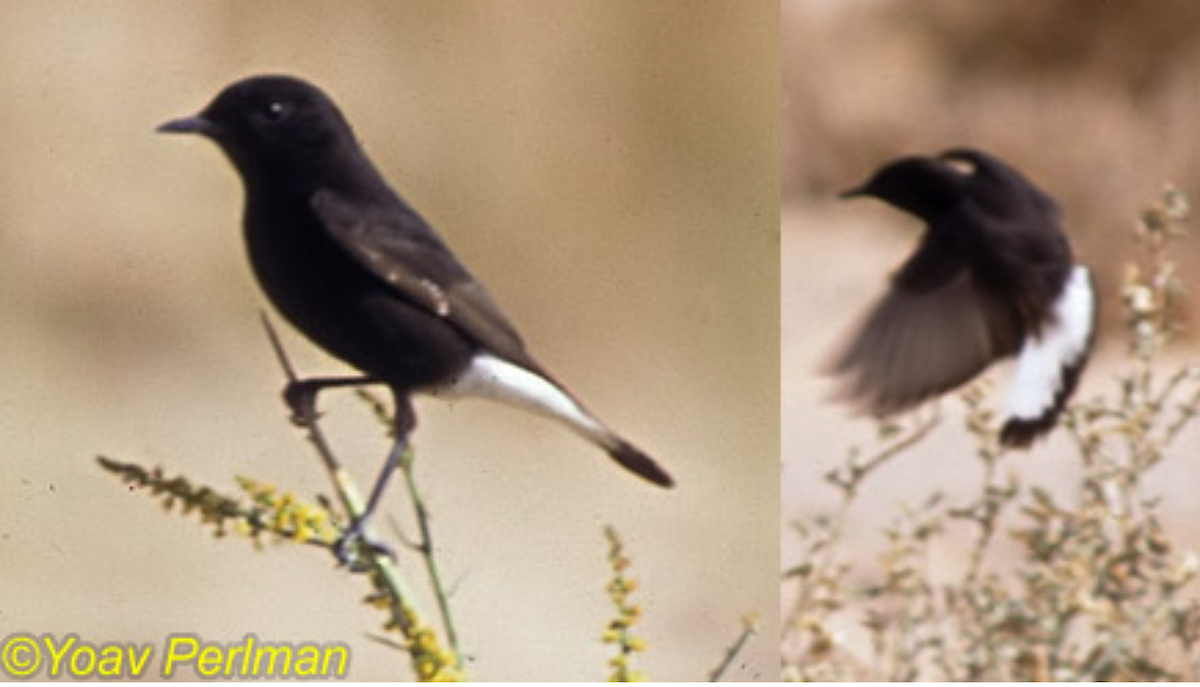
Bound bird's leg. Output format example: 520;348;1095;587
283;375;379;425
333;394;416;568
334;434;408;566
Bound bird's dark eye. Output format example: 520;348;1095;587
260;100;292;123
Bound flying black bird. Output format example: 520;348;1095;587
158;75;673;556
831;148;1096;447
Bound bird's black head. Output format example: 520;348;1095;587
158;75;364;188
841;155;968;221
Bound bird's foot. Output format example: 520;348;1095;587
283;380;323;426
333;518;395;571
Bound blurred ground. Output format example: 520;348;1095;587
0;1;777;681
783;0;1200;640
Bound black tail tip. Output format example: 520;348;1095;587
609;441;675;488
999;415;1056;449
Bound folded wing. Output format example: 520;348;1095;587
311;189;538;371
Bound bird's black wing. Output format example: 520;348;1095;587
311;189;536;369
957;183;1074;333
830;220;1021;416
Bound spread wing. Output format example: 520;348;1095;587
311;189;536;369
830;234;1022;416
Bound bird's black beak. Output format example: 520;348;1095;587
156;114;218;137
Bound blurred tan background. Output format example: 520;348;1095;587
0;1;778;680
784;0;1200;600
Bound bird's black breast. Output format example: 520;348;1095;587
242;189;474;390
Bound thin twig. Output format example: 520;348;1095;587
708;614;759;682
827;406;942;496
400;447;462;661
1162;370;1200;445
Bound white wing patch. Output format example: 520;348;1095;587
426;353;615;449
1003;266;1095;421
418;278;450;317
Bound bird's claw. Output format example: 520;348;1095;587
283;380;322;426
333;519;395;571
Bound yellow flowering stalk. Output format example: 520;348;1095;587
602;525;648;682
96;456;462;681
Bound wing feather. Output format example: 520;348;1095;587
831;269;1020;416
310;189;535;369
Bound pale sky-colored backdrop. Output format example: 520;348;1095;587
0;1;778;680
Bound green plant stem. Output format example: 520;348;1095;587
353;387;462;665
399;447;462;662
707;616;758;682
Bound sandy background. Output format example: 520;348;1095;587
783;0;1200;611
0;2;778;681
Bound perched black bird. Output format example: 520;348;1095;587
158;75;673;554
832;148;1096;447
